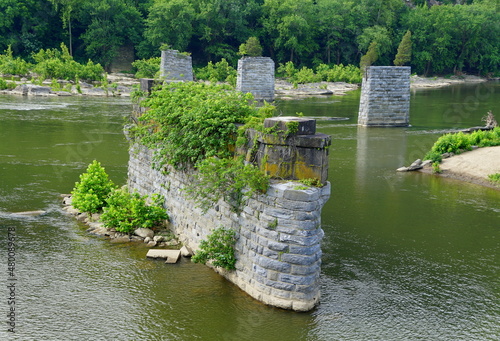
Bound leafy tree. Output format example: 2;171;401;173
357;25;393;65
80;0;143;70
144;0;195;52
360;41;378;71
394;30;412;66
238;37;263;57
261;0;318;64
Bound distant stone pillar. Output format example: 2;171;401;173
236;57;275;102
240;117;331;184
358;66;411;127
160;50;193;81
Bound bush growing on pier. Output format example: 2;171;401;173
192;227;237;270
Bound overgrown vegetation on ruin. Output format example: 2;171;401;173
191;227;237;270
133;81;272;212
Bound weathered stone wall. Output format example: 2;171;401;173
358;66;411;127
127;144;330;311
236;57;275;101
160;50;193;81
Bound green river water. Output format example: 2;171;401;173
0;82;498;340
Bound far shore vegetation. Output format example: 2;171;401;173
0;0;498;84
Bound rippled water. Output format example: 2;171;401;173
1;83;499;340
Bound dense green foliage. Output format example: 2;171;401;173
424;127;500;162
101;187;168;234
133;82;271;212
239;37;263;57
192;227;237;270
136;82;256;168
194;59;237;85
277;62;362;84
0;44;104;82
71;160;115;214
488;173;500;185
0;0;497;75
71;161;169;232
131;57;161;78
187;157;269;213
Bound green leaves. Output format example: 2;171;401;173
187;157;269;213
192;227;237;270
138;82;255;169
424;127;500;162
101;188;168;234
71;160;115;214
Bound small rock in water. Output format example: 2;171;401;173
144;237;152;243
396;166;409;172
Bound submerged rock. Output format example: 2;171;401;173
10;210;46;217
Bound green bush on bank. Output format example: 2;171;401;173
0;43;104;83
32;43;104;82
194;59;236;86
277;61;362;85
0;46;31;76
71;161;168;234
424;127;500;162
71;160;115;214
101;187;168;234
132;57;161;78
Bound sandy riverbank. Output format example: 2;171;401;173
420;146;500;189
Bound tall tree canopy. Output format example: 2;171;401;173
0;0;498;75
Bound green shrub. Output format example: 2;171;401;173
0;78;16;90
71;160;115;214
137;82;256;168
101;187;168;234
32;43;104;82
132;57;161;78
488;173;500;185
277;61;362;84
195;59;237;86
424;127;500;161
187;157;269;212
192;227;237;270
0;46;31;76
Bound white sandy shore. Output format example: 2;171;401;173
421;146;500;189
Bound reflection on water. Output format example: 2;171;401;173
0;83;499;340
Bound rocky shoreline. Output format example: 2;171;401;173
61;194;193;257
0;73;493;99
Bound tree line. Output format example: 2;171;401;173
0;0;498;76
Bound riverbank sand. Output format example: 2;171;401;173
421;146;500;189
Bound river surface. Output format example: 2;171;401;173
0;82;499;340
